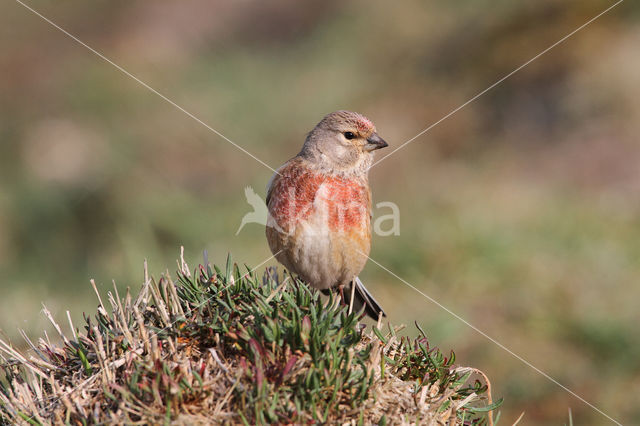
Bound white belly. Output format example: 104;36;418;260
287;217;339;289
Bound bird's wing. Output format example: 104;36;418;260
265;174;277;206
265;160;292;206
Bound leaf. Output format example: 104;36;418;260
225;254;233;284
465;397;504;413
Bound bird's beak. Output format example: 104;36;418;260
364;133;388;151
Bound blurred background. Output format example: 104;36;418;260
1;0;639;423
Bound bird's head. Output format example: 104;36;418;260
299;110;388;174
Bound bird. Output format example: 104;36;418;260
265;110;388;320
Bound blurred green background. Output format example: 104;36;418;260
1;0;639;423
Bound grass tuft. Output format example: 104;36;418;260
0;250;499;424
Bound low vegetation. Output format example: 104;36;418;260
0;251;499;424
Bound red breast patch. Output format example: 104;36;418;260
268;163;370;233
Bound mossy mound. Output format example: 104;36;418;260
1;251;499;424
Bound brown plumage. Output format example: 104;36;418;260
266;111;388;319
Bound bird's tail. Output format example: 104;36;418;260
344;277;386;320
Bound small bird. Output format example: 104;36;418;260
265;111;388;319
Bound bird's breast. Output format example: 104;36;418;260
266;162;372;288
268;168;371;234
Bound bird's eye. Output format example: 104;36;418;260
343;131;356;140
